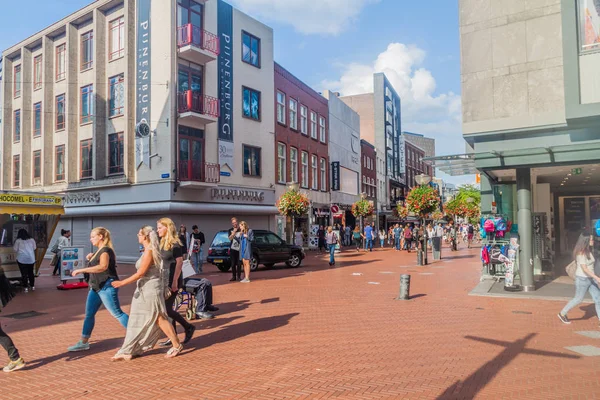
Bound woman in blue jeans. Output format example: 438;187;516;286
68;227;128;352
326;226;338;266
558;233;600;324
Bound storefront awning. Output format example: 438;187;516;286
423;154;477;176
0;205;65;215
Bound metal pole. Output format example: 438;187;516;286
396;274;411;300
423;217;428;265
517;168;534;291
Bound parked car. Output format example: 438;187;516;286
207;229;305;272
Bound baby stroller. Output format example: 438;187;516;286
174;278;217;320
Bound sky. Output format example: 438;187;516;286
0;0;474;186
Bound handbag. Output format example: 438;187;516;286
565;260;577;280
181;242;196;279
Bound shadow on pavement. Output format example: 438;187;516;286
409;294;427;300
25;337;125;370
436;333;579;400
183;313;300;355
570;303;597;321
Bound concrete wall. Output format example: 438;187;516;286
459;0;566;135
323;90;361;206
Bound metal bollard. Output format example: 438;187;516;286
396;274;411;300
416;250;423;266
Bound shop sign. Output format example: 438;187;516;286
136;0;152;168
0;193;62;206
211;188;264;202
217;0;234;171
313;209;330;217
331;161;340;191
63;192;101;205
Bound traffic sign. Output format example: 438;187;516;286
330;205;340;214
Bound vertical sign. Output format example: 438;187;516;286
218;0;234;171
136;0;152;168
398;131;405;176
331;161;340;191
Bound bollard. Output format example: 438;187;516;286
416;250;423;266
396;274;411;300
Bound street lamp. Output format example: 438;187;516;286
414;174;432;265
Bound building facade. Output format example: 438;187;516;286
451;0;600;290
360;139;377;225
404;141;432;191
274;63;329;243
340;73;403;230
323;90;361;229
403;131;436;174
0;0;277;261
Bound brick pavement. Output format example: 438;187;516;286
1;244;600;399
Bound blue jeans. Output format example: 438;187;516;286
82;279;129;338
561;276;600;318
328;244;336;264
366;239;373;251
192;248;203;273
380;239;384;248
395;237;400;250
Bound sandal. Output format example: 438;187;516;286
111;353;132;361
165;344;183;359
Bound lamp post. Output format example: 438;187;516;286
287;182;300;244
360;191;367;234
415;174;432;265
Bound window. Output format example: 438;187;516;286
80;140;93;178
301;151;308;188
319;116;326;143
243;145;261;177
14;65;21;97
81;31;94;70
580;0;600;52
33;103;42;137
56;94;65;131
320;158;327;191
33;150;41;184
81;85;94;124
13;155;20;188
242;31;260;67
56;44;66;81
242;86;261;121
55;145;65;181
311;155;318;190
109;75;125;117
276;91;286;124
289;147;298;183
310;111;317;139
109;17;125;60
33;55;42;90
289;99;298;130
13;110;20;142
107;133;124;175
300;105;307;135
277;143;286;184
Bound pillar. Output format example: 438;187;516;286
517;168;534;291
480;173;494;213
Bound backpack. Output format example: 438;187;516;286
481;246;490;264
479;227;486;239
495;218;507;232
484;219;495;233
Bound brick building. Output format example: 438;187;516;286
274;62;329;242
404;141;432;189
360;139;377;205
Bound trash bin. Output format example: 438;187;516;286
432;236;442;260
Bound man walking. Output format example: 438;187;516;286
189;225;206;273
344;225;351;246
364;223;373;252
228;218;242;281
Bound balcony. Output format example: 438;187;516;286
178;91;219;126
178;160;220;188
177;24;220;65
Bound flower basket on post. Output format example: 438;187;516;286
351;198;374;234
276;186;310;243
406;185;440;265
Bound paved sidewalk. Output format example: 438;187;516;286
1;245;600;399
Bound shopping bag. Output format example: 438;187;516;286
565;261;577;280
182;259;196;279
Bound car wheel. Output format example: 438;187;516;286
264;263;275;268
250;256;259;271
216;264;231;272
286;253;302;268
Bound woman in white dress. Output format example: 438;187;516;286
294;228;304;247
111;225;182;360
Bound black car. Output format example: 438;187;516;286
206;229;305;272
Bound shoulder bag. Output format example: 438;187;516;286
181;243;196;279
565;260;577;280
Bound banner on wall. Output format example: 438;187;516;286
218;0;234;171
136;0;152;168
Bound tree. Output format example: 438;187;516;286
444;185;481;223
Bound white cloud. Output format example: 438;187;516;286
322;42;471;184
228;0;379;35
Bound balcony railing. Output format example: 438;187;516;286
177;91;220;118
178;160;220;183
177;24;220;56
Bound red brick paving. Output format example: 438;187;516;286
2;244;600;399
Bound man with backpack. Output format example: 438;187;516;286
448;221;458;251
467;224;475;248
189;225;205;273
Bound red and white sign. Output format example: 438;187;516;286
330;205;340;214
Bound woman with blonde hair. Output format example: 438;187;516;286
156;218;195;346
239;221;254;283
68;227;128;352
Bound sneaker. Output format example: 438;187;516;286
159;339;172;348
23;288;28;293
558;313;571;324
31;287;35;291
183;325;195;344
3;358;25;372
67;340;90;352
240;278;250;283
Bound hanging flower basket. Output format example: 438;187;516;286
396;204;409;219
405;185;440;216
276;189;310;217
351;199;374;218
431;211;444;221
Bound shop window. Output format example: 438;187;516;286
579;0;600;52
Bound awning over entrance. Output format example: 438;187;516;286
423;154;477;176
